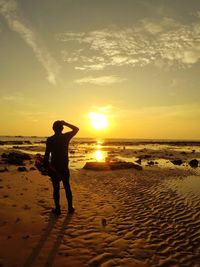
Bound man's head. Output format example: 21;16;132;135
53;120;63;134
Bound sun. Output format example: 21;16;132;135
89;112;108;130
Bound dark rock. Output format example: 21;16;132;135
132;164;143;171
147;161;154;165
110;161;133;169
189;159;198;168
24;141;32;144
192;150;196;153
83;161;143;171
10;141;23;145
171;159;183;166
83;162;110;170
2;152;31;165
30;167;36;171
180;151;186;155
18;166;28;172
142;155;151;159
1;153;7;159
135;158;142;164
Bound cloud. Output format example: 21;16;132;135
14;110;49;122
91;105;114;113
1;92;24;102
75;75;125;85
0;0;59;85
58;16;200;71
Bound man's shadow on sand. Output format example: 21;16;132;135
23;212;74;267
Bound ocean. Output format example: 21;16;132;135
0;136;200;170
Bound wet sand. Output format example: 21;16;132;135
0;147;200;267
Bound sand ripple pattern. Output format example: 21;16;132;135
3;169;198;267
33;169;200;267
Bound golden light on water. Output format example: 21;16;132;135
94;150;104;161
89;112;108;130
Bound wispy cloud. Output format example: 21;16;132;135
0;0;59;85
91;105;114;113
75;75;125;85
1;92;24;102
58;16;200;71
15;110;49;122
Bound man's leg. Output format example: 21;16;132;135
62;169;74;212
51;177;61;214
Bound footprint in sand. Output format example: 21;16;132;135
102;218;107;227
23;204;31;210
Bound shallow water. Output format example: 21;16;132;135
165;174;200;199
1;137;200;172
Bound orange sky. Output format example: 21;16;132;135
0;0;200;139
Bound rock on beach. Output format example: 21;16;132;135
83;161;143;171
189;159;198;168
171;159;183;166
1;152;31;165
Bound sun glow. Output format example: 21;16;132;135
89;112;108;130
94;150;104;161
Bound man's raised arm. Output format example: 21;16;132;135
61;120;79;136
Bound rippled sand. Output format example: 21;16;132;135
0;159;200;267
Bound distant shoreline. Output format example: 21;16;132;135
0;136;200;146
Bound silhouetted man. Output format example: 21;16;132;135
44;120;79;215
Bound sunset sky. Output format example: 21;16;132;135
0;0;200;139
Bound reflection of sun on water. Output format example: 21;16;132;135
94;150;104;161
96;140;103;149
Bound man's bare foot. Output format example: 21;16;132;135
52;208;61;216
68;207;75;214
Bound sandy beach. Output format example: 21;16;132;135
1;0;200;265
0;143;200;267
